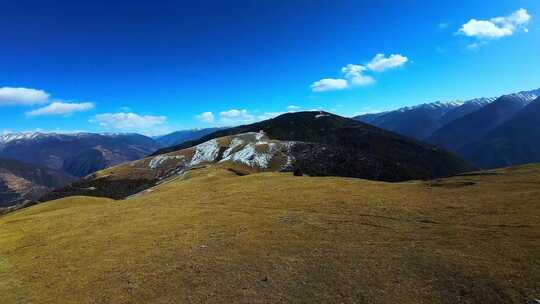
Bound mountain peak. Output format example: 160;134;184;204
395;100;464;112
0;131;147;144
150;111;473;182
505;91;538;103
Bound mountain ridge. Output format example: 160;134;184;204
428;94;532;153
353;87;539;141
354;98;496;140
0;132;161;177
462;97;540;168
153;111;474;180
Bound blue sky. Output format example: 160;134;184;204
1;0;539;135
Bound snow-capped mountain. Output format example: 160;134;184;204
354;100;467;140
395;100;464;113
0;132;70;144
438;97;497;126
354;88;539;141
0;132;143;144
462;96;540;169
428;94;534;154
0;132;161;177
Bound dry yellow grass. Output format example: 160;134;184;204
1;164;540;303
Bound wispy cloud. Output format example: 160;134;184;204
287;105;301;111
310;53;408;92
91;112;168;135
0;87;50;106
196;111;215;123
458;8;531;42
366;54;409;72
219;109;255;125
310;78;349;92
438;22;450;29
197;105;308;126
26;101;94;117
341;64;375;86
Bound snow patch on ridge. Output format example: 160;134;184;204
222;138;244;159
144;131;296;174
228;143;273;168
219;132;296;169
190;139;220;166
149;154;185;169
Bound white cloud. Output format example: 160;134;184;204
26;102;94;117
366;54;409;72
460;19;513;38
196;111;215;123
311;53;407;92
92;112;167;131
196;105;308;126
341;64;375;86
0;87;50;106
310;78;349;92
219;109;255;125
459;8;531;39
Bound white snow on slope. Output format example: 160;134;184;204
0;132;53;143
141;131;296;176
509;92;538;102
190;139;220;166
222;138;244;159
218;132;295;169
228;143;274;168
149;154;185;169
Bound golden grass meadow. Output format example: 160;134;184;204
1;163;539;303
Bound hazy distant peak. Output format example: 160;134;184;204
0;131;145;144
396;100;464;112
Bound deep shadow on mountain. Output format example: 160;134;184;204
428;95;531;153
463;97;540;168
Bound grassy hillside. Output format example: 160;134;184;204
1;164;539;303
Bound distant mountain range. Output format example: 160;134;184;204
355;88;540;169
462;97;540;169
0;132;161;177
429;94;532;153
357;100;465;140
154;127;225;147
